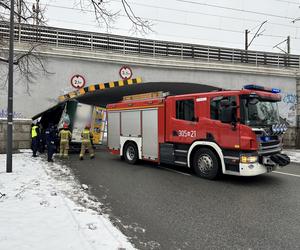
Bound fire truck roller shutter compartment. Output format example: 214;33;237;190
119;110;142;159
142;109;158;161
107;112;121;151
121;111;141;137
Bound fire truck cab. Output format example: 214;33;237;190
107;85;290;179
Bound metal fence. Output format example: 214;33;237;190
0;21;299;68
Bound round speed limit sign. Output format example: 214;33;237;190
119;66;133;80
71;75;86;89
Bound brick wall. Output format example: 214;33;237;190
0;119;32;153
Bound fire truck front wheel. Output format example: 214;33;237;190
124;142;139;164
192;148;220;180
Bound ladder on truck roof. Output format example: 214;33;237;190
122;91;169;101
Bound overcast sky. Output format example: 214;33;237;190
34;0;300;54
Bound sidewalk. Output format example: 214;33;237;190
0;151;134;250
283;149;300;164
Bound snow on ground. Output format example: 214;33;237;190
0;151;135;250
283;149;300;164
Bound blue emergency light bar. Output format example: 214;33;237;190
243;84;281;94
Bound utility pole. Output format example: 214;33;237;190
32;0;40;25
245;29;249;50
7;0;15;173
245;20;268;51
16;0;22;24
17;0;22;42
273;36;291;54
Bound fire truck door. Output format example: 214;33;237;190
210;95;240;149
166;98;198;144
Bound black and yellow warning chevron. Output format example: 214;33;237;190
58;77;142;102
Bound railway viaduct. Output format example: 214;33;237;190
0;22;299;147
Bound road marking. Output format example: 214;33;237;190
158;166;192;176
273;171;300;178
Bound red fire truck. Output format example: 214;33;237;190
107;85;290;179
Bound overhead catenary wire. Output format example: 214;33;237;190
275;0;300;5
20;2;300;41
108;0;300;30
0;10;291;50
176;0;297;21
4;0;300;53
11;1;300;36
32;0;300;30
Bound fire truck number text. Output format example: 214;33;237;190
178;130;197;138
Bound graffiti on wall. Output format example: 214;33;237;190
0;108;24;119
278;93;297;126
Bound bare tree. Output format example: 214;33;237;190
0;0;152;90
0;0;49;93
78;0;153;33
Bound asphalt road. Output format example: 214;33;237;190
65;150;300;250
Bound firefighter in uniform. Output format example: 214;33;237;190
58;123;72;158
31;123;40;157
79;124;95;160
45;123;56;162
38;122;46;154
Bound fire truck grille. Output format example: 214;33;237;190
259;139;282;155
253;130;282;155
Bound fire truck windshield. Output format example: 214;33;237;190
241;97;280;127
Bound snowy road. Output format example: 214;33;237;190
66;150;300;250
0;152;134;250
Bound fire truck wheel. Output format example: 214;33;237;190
193;148;220;180
124;142;138;164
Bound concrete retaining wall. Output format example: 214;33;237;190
283;128;297;148
0;118;294;153
0;119;31;153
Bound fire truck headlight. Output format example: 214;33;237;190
240;155;258;164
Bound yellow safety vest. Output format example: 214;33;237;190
81;129;91;142
60;129;71;141
31;125;38;138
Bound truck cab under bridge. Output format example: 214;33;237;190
32;81;218;152
32;81;219;121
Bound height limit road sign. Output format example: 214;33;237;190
119;66;133;80
71;75;86;89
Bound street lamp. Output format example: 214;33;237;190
6;0;15;173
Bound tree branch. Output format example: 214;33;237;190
0;56;8;63
0;1;27;21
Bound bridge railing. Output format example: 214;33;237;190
0;21;299;68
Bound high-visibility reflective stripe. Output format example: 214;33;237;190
60;130;71;140
82;130;90;141
31;126;38;138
